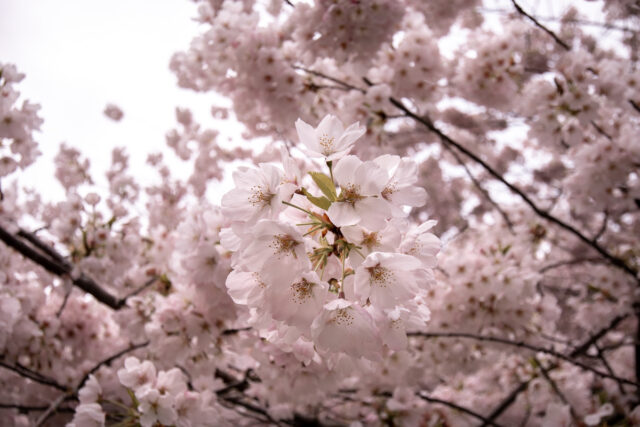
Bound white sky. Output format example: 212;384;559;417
1;0;612;205
1;0;223;199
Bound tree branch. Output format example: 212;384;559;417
480;380;532;427
0;225;156;310
408;331;638;387
417;392;504;427
0;402;73;413
0;360;68;392
533;358;578;422
76;341;150;392
570;313;629;357
511;0;571;50
34;341;149;427
292;65;366;93
442;142;515;232
388;97;639;283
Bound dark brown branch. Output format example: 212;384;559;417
533;358;578;422
591;121;612;141
0;225;123;309
292;65;366;93
16;228;70;267
480;7;639;34
76;341;150;391
630;99;640;114
635;302;640;400
388;97;639;282
120;276;159;301
480;380;532;427
408;331;638;387
595;343;626;395
219;395;284;426
570;313;629;357
1;225;157;310
35;393;68;426
593;211;608;242
35;341;150;427
539;257;607;273
56;284;73;318
511;0;571;50
0;402;74;413
417;392;503;427
0;360;67;392
472;312;630;425
442;141;515;232
221;327;252;335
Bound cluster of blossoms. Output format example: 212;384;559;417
0;63;42;177
290;0;405;64
69;358;215;427
3;0;640;425
222;114;440;362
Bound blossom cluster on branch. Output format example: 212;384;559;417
2;0;640;426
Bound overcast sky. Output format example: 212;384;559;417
0;0;223;199
1;0;610;203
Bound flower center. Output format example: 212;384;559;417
248;185;274;207
362;231;380;249
366;263;393;287
291;278;314;303
269;234;300;257
341;184;365;205
319;133;335;156
381;181;397;200
331;308;354;326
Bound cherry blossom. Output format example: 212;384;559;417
2;1;640;425
295;114;365;161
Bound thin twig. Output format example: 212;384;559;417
56;283;73;318
479;7;639;34
533;358;578;422
591;121;612;141
570;313;629;357
35;341;150;427
539;257;606;273
595;343;626;395
408;331;638;387
221;327;252;335
76;341;150;391
442;142;515;232
388;97;639;283
0;402;73;412
292;65;366;93
593;211;608;242
480;380;532;427
35;392;68;426
511;0;571;50
120;276;159;301
417;392;503;427
0;361;67;392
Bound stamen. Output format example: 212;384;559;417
366;263;394;287
319;133;335;156
248;185;274;207
341;184;365;205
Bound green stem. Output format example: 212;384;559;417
282;200;313;216
326;160;335;184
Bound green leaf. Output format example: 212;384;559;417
302;188;332;210
309;171;337;201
